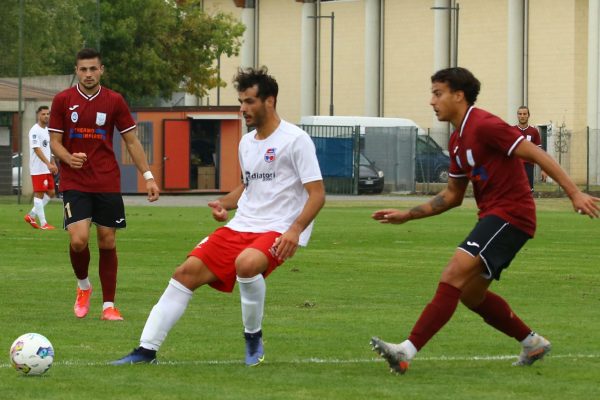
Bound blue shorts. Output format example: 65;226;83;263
458;215;531;280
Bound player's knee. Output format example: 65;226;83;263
235;255;265;278
70;238;89;252
172;259;210;291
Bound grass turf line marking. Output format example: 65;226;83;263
1;353;599;369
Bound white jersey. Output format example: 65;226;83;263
28;123;52;175
227;120;323;246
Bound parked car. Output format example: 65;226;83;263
358;153;384;194
415;135;450;183
12;153;21;194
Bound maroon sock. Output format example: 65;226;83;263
469;291;531;341
99;248;118;303
69;245;90;280
408;282;462;350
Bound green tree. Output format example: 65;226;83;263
95;0;245;103
0;0;83;76
1;0;244;104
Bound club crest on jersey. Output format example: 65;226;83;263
264;148;277;163
71;111;79;123
96;112;107;126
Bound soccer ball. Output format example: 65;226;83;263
9;333;54;376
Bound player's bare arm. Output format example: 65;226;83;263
122;130;160;202
49;132;87;169
515;140;600;218
372;177;468;224
208;184;245;222
273;180;325;261
33;147;59;174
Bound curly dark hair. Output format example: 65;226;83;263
233;66;278;101
431;67;480;105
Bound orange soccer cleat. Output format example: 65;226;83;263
40;223;56;230
101;307;124;321
24;214;40;229
74;286;92;318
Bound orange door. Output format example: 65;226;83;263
163;119;190;189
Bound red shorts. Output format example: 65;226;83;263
31;174;55;192
188;227;283;293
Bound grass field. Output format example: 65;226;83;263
0;196;598;399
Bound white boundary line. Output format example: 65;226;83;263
2;353;599;369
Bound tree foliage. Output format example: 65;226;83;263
1;0;245;103
0;0;83;76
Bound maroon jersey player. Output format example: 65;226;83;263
515;106;546;190
370;67;599;375
50;48;159;321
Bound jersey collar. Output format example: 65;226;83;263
76;84;102;101
459;106;475;137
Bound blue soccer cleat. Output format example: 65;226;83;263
111;347;157;365
244;331;265;366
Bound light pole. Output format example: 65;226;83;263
431;3;460;67
309;12;335;116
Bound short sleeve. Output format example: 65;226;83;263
293;133;323;184
114;94;136;134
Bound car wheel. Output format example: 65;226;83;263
435;167;449;183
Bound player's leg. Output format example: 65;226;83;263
524;163;534;191
96;225;122;320
111;256;218;365
91;193;126;320
235;232;282;366
236;249;269;366
64;191;93;318
24;175;47;229
372;250;481;374
461;220;551;366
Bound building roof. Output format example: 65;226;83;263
0;79;58;101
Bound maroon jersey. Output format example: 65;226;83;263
515;125;542;167
49;85;136;192
448;107;536;236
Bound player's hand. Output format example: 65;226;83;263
69;152;87;169
146;180;159;202
48;163;59;174
372;209;412;224
208;200;228;222
271;231;299;261
571;192;600;219
540;170;548;182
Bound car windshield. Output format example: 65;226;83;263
359;153;372;165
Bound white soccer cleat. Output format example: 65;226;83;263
512;333;551;366
370;337;411;375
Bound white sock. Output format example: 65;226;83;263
237;274;266;334
140;278;193;351
78;278;91;290
29;207;36;217
34;197;46;225
400;340;418;360
42;194;50;206
520;332;537;346
103;302;115;310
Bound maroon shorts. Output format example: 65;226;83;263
188;227;283;293
31;174;55;192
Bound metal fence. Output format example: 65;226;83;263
301;124;360;195
302;123;600;196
